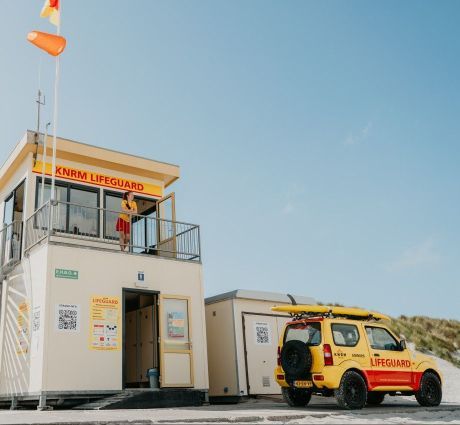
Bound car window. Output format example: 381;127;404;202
331;323;360;347
366;326;399;351
284;322;321;346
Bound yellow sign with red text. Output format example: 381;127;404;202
32;161;163;198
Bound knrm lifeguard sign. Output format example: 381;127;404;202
33;161;163;197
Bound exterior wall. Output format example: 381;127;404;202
205;299;238;397
42;244;208;393
0;243;49;396
0;243;208;397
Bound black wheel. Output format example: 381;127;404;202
280;340;312;377
367;391;385;405
335;371;367;410
282;387;312;407
415;372;442;407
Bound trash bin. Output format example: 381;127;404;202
147;368;159;389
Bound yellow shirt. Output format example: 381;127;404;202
119;200;137;222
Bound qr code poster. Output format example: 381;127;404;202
253;321;272;345
55;304;81;333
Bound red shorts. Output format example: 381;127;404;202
116;218;130;234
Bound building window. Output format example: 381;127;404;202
69;187;99;236
36;178;100;236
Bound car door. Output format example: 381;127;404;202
364;325;413;389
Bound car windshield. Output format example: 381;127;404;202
284;322;321;346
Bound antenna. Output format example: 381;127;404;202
36;89;46;138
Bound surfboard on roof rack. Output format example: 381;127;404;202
271;304;391;322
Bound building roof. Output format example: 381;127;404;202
0;131;180;190
205;289;316;306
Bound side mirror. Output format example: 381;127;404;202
399;339;407;351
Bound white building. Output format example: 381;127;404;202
0;131;209;408
205;290;315;402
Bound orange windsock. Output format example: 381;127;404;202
27;31;66;56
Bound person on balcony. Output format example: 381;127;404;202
116;191;137;251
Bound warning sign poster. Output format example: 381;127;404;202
89;296;120;351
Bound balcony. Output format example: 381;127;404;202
22;200;201;263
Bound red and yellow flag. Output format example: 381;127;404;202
40;0;60;27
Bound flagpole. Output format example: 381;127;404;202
40;122;50;207
50;2;61;203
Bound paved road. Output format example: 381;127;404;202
0;397;458;424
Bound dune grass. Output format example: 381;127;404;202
390;316;460;367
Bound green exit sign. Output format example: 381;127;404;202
55;269;79;280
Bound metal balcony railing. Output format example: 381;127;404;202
24;200;201;262
0;220;23;279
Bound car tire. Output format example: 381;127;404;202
367;392;385;405
335;370;367;410
282;387;312;407
415;371;442;407
280;340;313;376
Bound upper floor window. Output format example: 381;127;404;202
36;178;99;236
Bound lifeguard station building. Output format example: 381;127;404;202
0;131;208;408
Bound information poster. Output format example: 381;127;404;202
17;302;30;354
89;296;120;351
167;311;185;338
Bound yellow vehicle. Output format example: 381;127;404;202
272;305;442;410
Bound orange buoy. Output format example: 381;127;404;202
27;31;66;56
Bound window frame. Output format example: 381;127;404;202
3;178;26;225
365;325;401;352
331;323;360;347
35;177;100;237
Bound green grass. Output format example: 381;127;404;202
390;316;460;367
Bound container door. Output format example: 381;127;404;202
243;314;288;395
159;295;193;387
155;193;176;258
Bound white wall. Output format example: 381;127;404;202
42;245;208;392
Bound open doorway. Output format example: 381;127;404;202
123;289;159;388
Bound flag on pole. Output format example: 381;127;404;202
40;0;60;27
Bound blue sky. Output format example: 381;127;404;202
1;1;459;319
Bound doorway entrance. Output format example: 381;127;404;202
123;289;160;388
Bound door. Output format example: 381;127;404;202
159;295;193;387
364;325;413;389
243;314;290;395
140;305;155;383
155;193;176;258
125;311;138;384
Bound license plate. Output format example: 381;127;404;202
294;380;313;388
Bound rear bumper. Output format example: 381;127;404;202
275;366;342;390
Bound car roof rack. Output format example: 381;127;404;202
271;305;391;322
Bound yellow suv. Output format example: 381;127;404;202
272;305;442;410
